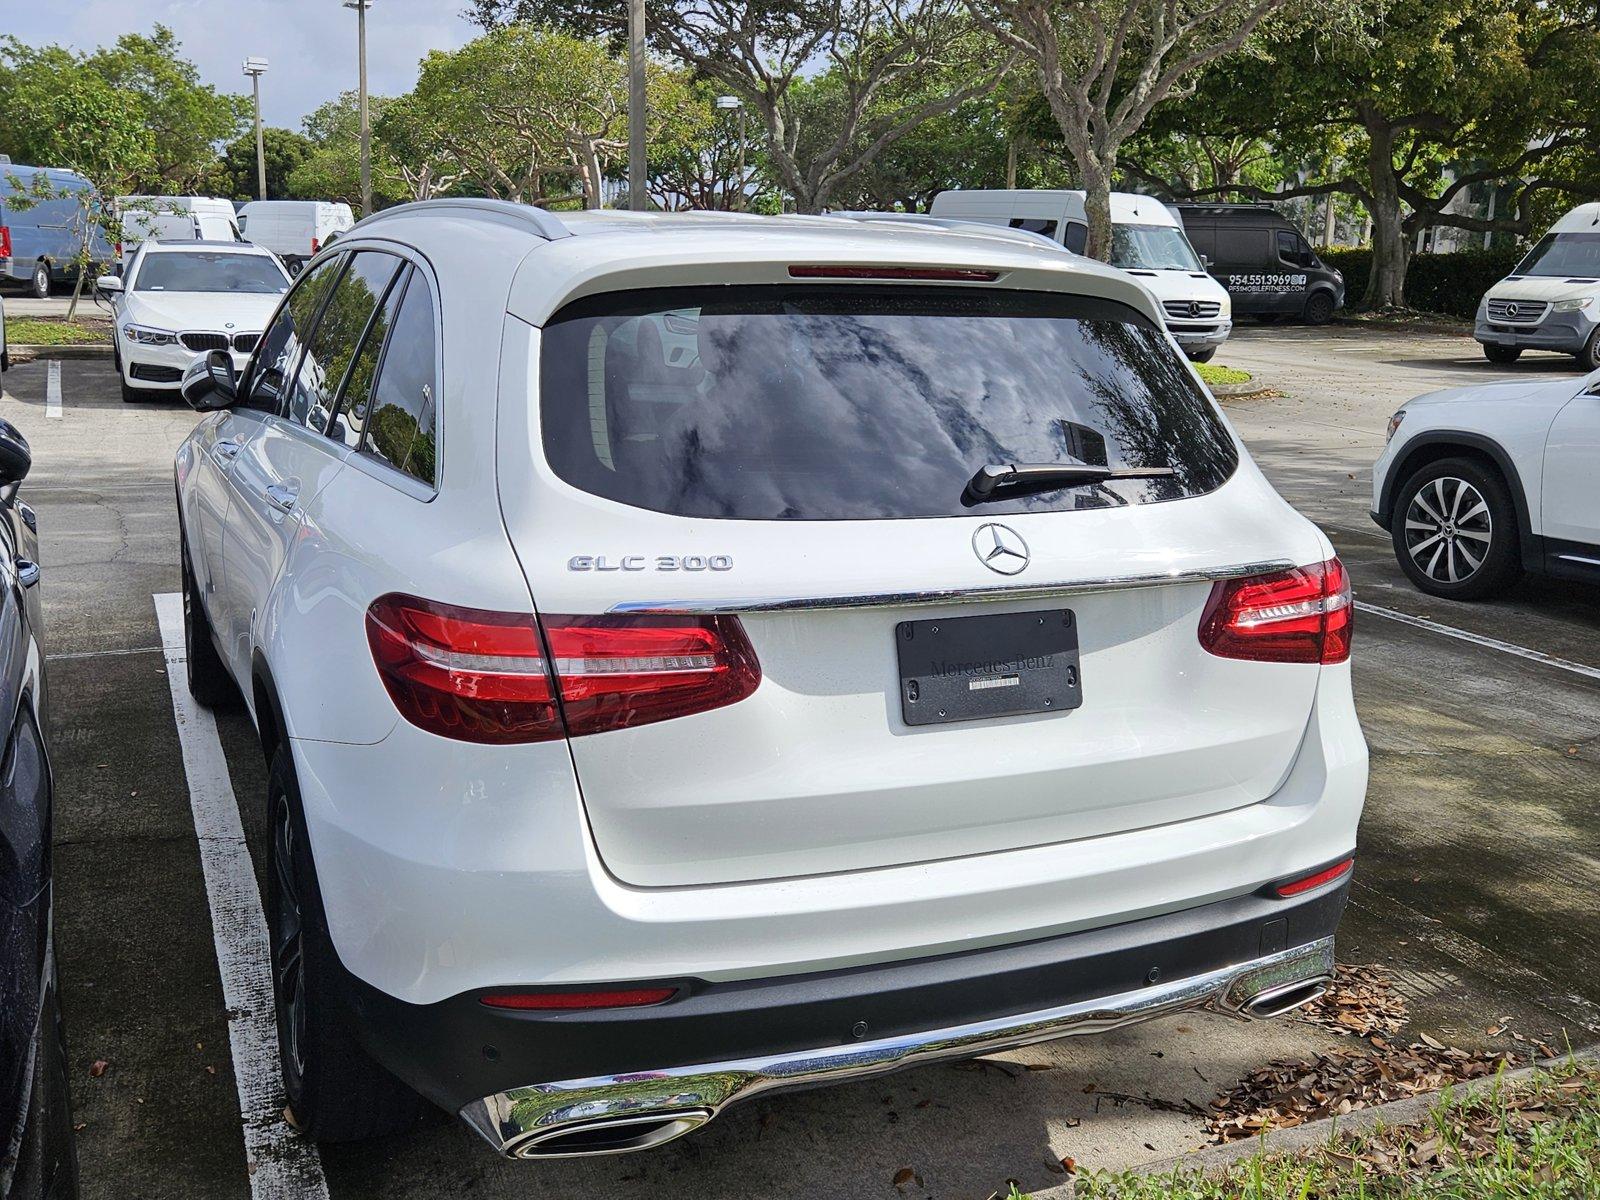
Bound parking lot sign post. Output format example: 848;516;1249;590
343;0;374;218
628;0;645;210
242;57;269;201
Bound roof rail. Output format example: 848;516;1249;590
1173;201;1274;211
354;198;572;241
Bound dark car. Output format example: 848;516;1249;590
1177;204;1345;324
0;419;75;1199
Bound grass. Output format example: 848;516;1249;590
1193;361;1252;387
4;317;111;346
1052;1061;1600;1200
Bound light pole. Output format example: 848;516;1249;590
627;0;646;210
343;0;374;217
243;57;270;201
715;95;745;211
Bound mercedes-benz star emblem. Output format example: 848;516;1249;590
1188;301;1203;318
972;522;1030;575
1505;302;1519;318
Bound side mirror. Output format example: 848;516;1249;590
0;419;31;487
1200;254;1212;269
181;351;239;412
96;274;123;295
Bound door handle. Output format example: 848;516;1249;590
15;559;39;588
264;482;299;513
211;438;243;464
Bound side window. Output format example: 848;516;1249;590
1062;221;1089;255
1276;230;1301;266
362;270;439;488
1217;227;1264;268
1009;217;1059;238
330;262;410;449
247;255;344;413
284;251;404;432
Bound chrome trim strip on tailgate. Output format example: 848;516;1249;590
459;936;1335;1159
609;559;1296;615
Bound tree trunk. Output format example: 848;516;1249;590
1360;108;1408;309
1080;155;1114;262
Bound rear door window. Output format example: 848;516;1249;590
361;270;439;487
284;251;405;431
540;286;1238;520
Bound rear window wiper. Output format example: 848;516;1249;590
962;461;1176;505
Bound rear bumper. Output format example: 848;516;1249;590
1475;312;1594;353
334;880;1346;1155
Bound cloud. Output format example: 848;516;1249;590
5;0;479;129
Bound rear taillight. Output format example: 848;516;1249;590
789;265;1000;282
0;226;11;259
114;241;123;260
310;236;321;255
365;595;760;744
1198;557;1352;665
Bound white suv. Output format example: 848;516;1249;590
173;201;1367;1159
1373;370;1600;598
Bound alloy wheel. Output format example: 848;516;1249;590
271;797;307;1080
1404;475;1492;585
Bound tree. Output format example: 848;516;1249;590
372;92;471;202
965;0;1351;259
467;0;1016;213
402;26;704;208
207;127;315;201
290;91;402;212
4;76;154;318
1145;0;1600;306
649;83;764;209
84;26;247;191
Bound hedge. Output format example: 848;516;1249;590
1320;245;1526;318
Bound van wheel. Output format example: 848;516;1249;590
1391;457;1520;600
266;749;428;1142
1187;348;1216;364
29;261;51;300
1576;328;1600;373
1303;292;1335;325
1483;344;1522;365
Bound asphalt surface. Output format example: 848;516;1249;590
2;324;1597;1198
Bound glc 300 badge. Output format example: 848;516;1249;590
568;554;733;572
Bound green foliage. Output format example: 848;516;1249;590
207;127;316;202
289;91;402;213
3;319;110;346
1321;245;1527;317
1193;362;1252;386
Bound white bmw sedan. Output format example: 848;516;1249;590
99;240;290;402
173;202;1367;1159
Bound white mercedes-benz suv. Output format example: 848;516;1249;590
173;201;1367;1159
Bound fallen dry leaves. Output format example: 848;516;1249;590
1295;963;1408;1040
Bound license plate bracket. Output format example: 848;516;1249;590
896;609;1082;727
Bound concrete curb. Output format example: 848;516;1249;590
8;343;113;361
1211;385;1280;403
1027;1046;1599;1198
1334;316;1473;337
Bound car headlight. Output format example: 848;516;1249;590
1386;410;1406;445
123;323;178;346
1553;297;1594;313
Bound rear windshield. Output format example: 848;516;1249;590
1513;232;1600;278
539;285;1237;520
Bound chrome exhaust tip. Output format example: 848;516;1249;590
1238;976;1330;1020
508;1110;713;1159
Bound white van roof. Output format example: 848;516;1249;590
1551;204;1600;235
931;189;1180;227
119;195;235;211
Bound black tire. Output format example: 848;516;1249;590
30;260;51;300
266;749;427;1142
1576;327;1600;373
181;539;235;707
1188;348;1217;364
120;378;164;404
1391;457;1521;600
1303;291;1336;325
1483;344;1522;365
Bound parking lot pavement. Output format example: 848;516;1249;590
5;335;1599;1199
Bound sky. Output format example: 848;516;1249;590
4;0;481;129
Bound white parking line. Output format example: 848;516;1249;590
1357;600;1600;683
45;360;61;419
153;593;331;1200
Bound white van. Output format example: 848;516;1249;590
930;189;1233;361
116;196;241;267
237;200;355;275
1475;202;1600;370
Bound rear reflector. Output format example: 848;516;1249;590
366;595;760;744
0;226;10;260
788;265;1000;282
1272;857;1355;897
480;987;677;1011
1198;557;1352;664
